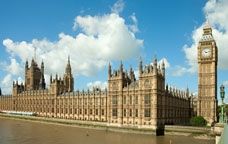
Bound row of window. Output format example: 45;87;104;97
56;108;105;116
112;108;151;117
14;98;106;106
112;95;151;105
123;95;138;104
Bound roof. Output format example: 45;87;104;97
200;34;214;42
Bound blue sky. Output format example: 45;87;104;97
0;0;228;102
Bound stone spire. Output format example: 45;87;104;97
130;66;135;81
41;60;44;74
25;59;28;69
39;60;46;89
203;19;212;36
56;73;58;80
153;56;158;74
161;60;165;76
119;61;124;77
108;62;112;78
50;74;53;84
153;56;157;68
65;56;72;75
139;57;143;74
120;61;123;74
63;56;74;92
186;87;189;97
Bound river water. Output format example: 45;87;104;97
0;118;214;144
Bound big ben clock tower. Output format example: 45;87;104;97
197;22;218;125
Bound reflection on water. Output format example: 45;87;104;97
0;118;214;144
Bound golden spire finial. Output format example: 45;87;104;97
204;12;211;29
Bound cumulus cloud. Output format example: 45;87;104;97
223;81;228;87
1;1;143;93
87;81;107;90
0;74;18;94
129;13;139;33
3;13;143;77
111;0;124;14
1;75;24;94
6;58;23;75
172;66;188;77
175;0;228;76
158;58;170;69
1;74;12;87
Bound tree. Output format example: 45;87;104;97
190;116;207;126
218;104;228;117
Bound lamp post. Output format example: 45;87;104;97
220;84;225;123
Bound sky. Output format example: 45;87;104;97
0;0;228;103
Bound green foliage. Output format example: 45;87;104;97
190;116;207;127
218;104;228;115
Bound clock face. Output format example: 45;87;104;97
202;48;211;58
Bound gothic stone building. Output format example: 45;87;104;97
0;55;194;134
197;22;218;125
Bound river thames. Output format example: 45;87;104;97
0;118;214;144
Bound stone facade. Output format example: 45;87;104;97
0;56;193;132
197;22;218;125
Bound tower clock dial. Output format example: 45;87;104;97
202;48;211;58
198;23;218;125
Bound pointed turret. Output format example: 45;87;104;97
139;57;143;74
186;87;189;97
203;20;212;35
120;61;123;73
200;20;214;43
166;84;168;91
25;60;28;69
39;60;46;90
108;62;112;78
41;60;44;74
50;74;53;83
153;56;157;67
161;60;165;76
65;56;72;75
129;67;135;81
31;58;35;67
63;56;74;92
153;56;157;74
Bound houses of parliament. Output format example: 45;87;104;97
0;22;218;132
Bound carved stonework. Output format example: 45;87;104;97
197;22;218;125
144;79;150;88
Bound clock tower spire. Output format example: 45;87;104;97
197;21;218;125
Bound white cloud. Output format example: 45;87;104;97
176;0;228;76
111;0;124;14
158;58;170;69
172;66;188;77
134;69;139;79
0;74;24;95
1;3;143;93
223;81;228;87
3;14;143;77
6;58;23;75
1;74;13;94
129;13;139;33
3;39;35;62
87;81;107;90
1;74;12;87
